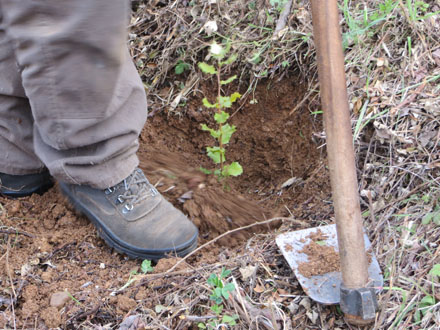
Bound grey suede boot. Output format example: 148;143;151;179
0;171;53;197
59;168;198;260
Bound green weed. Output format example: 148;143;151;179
198;41;243;179
175;60;190;75
117;259;154;291
341;0;398;49
141;259;154;273
198;268;238;329
269;0;289;11
412;265;440;323
64;289;81;306
405;0;438;21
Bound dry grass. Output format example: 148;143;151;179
126;0;440;329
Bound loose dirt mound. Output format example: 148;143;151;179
0;78;331;328
297;230;340;278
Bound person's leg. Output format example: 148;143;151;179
1;0;198;259
1;0;146;189
0;7;53;196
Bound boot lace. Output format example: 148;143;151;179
105;168;158;213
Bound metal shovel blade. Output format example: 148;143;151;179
276;224;383;304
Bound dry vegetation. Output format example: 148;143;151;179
1;0;440;329
128;0;440;328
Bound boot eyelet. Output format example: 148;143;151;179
123;204;134;213
117;195;124;204
105;187;115;195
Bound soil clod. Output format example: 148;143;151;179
50;291;70;309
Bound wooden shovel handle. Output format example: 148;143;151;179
310;0;369;289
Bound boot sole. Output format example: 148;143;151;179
1;181;54;198
60;183;198;260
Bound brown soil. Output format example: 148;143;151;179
297;230;341;278
0;78;332;328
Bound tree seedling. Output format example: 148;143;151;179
198;41;243;179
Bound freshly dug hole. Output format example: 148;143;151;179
138;77;331;246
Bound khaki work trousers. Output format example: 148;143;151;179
0;0;147;189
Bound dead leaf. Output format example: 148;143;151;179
118;314;145;330
253;284;265;293
178;191;193;203
306;310;319;324
299;297;311;311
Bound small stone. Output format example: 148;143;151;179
20;263;32;276
239;265;256;280
50;291;70;309
99;263;105;269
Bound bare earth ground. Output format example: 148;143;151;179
0;79;336;329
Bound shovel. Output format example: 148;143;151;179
276;0;383;325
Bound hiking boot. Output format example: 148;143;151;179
59;168;198;260
0;171;54;197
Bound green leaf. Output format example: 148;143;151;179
175;61;189;74
414;309;421;323
221;75;237;85
210;304;223;315
214;111;229;124
419;295;435;315
210;288;223;304
422;212;434;225
198;322;207;329
199;167;212;175
250;53;261;64
221;288;230;300
222;315;234;323
429;264;440;277
218;96;232;108
218;92;240;108
224;282;235;292
213;287;222;297
220;268;231;278
223;162;243;177
202;97;217;108
433;211;440;225
220;54;238;66
207;273;220;287
222;315;237;325
141;260;154;273
316;240;326;246
201;123;220;139
220;124;236;144
198;62;217;74
230;92;241;103
206;146;225;164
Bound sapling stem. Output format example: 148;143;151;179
216;60;224;174
198;41;243;179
